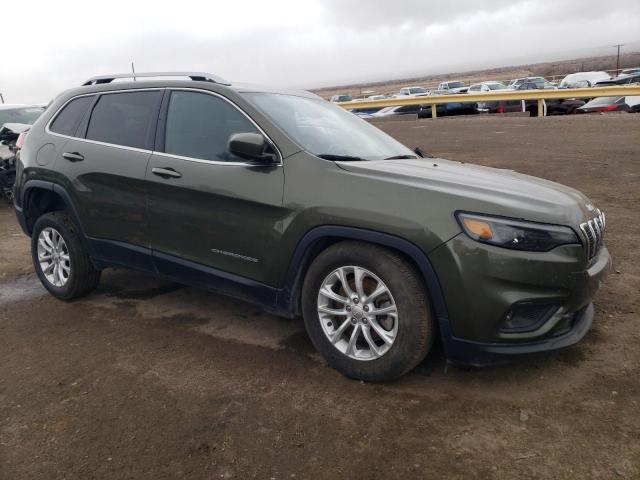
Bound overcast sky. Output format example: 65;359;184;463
2;0;639;103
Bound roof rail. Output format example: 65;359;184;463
81;72;231;86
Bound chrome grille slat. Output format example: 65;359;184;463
579;209;606;261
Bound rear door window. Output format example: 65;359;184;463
50;96;95;136
163;90;259;162
86;91;162;149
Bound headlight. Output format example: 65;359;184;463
456;212;580;252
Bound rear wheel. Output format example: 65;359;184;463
302;241;435;381
31;211;100;300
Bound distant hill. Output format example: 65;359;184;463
312;51;640;100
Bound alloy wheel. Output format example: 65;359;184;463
37;227;71;287
317;266;398;361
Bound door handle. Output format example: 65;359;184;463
152;167;182;179
62;152;84;162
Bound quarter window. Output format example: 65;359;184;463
50;96;95;136
164;91;259;162
86;91;162;149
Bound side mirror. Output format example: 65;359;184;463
228;132;278;164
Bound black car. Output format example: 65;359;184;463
482;99;584;116
577;96;639;114
417;102;477;118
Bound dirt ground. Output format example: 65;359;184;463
1;114;639;479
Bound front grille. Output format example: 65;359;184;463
579;209;606;261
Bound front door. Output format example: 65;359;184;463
146;89;285;286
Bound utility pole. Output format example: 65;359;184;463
131;62;136;81
613;44;624;74
0;92;4;104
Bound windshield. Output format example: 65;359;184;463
487;83;507;90
409;87;427;94
245;93;415;160
0;107;44;127
448;82;465;88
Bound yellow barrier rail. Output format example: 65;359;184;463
337;85;640;118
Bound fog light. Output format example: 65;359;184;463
500;302;560;333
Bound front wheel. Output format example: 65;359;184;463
301;241;435;381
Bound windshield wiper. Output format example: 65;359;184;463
317;154;367;161
383;154;418;160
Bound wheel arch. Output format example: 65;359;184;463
277;226;450;331
21;180;84;237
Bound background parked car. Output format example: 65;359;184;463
559;71;611;89
508;76;548;88
372;104;423;117
467;81;509;93
0;104;45;202
0;123;33;202
330;94;353;103
515;79;557;90
398;86;430;97
468;82;510;111
418;102;477;118
595;73;640;86
437;81;468;93
620;67;640;76
373;102;477;118
629;96;640;112
480;98;584;116
0;104;45;128
350;106;385;118
577;96;640;113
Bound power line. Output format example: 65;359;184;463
612;44;624;74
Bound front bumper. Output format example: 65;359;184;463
429;233;611;365
442;303;594;366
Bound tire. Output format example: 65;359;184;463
301;241;435;381
31;211;101;300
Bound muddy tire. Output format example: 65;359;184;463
301;241;435;381
31;211;100;300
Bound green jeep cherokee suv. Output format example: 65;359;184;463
13;72;611;381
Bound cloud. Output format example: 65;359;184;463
319;0;515;28
1;0;638;103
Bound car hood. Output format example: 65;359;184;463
336;158;595;226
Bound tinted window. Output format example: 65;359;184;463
164;91;259;162
50;96;94;136
86;91;161;149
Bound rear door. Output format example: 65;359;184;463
52;89;163;254
146;89;285;285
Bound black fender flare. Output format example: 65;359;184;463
276;226;450;336
21;180;86;238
